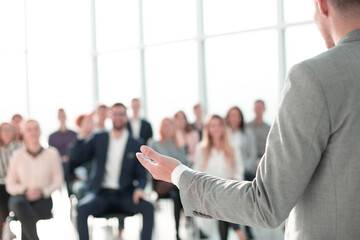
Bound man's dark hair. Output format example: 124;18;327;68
330;0;360;12
255;99;265;107
111;103;127;110
97;103;107;110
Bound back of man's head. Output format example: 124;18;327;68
329;0;360;15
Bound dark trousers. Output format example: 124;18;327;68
8;195;53;240
218;220;241;240
62;161;71;196
244;170;256;238
77;189;154;240
170;187;183;239
0;185;10;237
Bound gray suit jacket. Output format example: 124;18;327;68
179;29;360;240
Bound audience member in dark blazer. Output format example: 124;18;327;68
127;98;153;144
69;103;154;240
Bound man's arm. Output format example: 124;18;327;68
178;62;331;228
68;136;95;172
137;62;330;228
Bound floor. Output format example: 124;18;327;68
9;186;285;240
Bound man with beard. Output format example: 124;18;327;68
70;103;154;240
136;0;360;239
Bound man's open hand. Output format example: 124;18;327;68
136;145;181;183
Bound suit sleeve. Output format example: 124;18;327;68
69;136;95;173
178;62;331;228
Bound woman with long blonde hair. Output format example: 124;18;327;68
194;115;246;240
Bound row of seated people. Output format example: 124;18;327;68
0;98;270;240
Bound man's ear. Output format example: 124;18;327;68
317;0;329;17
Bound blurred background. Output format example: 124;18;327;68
0;0;326;145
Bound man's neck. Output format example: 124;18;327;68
26;141;42;153
59;124;67;132
230;126;238;132
194;119;203;130
332;12;360;46
112;128;125;139
254;117;263;126
132;113;139;120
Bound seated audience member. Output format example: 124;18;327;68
191;103;204;141
0;123;23;237
174;110;199;165
94;104;108;132
149;117;188;240
6;119;63;240
69;114;93;200
69;103;154;240
49;108;77;196
11;114;23;148
127;98;153;144
194;115;246;240
247;100;271;159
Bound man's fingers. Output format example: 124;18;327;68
136;152;163;180
140;145;166;164
136;152;153;168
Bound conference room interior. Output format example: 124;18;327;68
1;1;327;240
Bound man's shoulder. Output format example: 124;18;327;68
94;131;109;137
141;119;151;126
290;42;359;95
49;131;60;139
90;131;110;144
296;41;355;76
11;147;26;159
68;129;77;136
46;146;61;158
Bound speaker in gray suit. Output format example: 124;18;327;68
137;0;360;239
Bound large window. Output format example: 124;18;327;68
25;0;92;144
145;41;198;137
98;50;141;106
1;0;326;146
142;0;197;44
284;0;314;23
285;24;326;72
204;0;277;35
206;30;279;123
95;0;139;52
0;54;27;121
0;1;27;121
